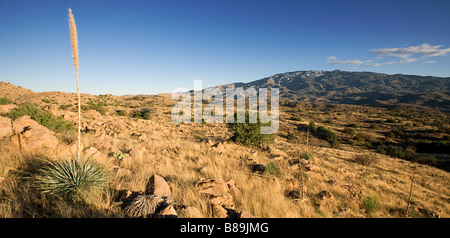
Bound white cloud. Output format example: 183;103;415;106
326;56;337;60
326;59;364;65
422;60;436;64
371;43;450;59
365;58;419;66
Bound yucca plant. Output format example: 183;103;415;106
33;159;108;202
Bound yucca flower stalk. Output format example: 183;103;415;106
68;8;81;160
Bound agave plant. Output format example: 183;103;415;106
33;159;108;202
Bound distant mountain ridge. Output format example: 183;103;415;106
215;70;450;112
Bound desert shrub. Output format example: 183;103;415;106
301;151;313;160
59;104;73;110
316;126;340;147
362;195;380;214
266;162;281;175
8;103;75;133
115;110;128;116
376;144;417;161
83;101;107;115
289;116;301;121
348;123;358;128
344;128;356;136
309;121;317;133
227;112;274;148
42;99;51;103
354;154;378;166
131;109;151;120
369;124;379;130
33;159;108;202
324;119;334;124
0;97;14;105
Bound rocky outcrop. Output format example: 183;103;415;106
10;116;58;150
195;178;252;218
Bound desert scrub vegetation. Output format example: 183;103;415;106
362;195;380;215
82;101;108;115
8;103;75;133
131;108;151;120
265;162;281;175
227;112;275;148
308;122;339;147
0;97;14;105
33;159;108;202
353;154;378;166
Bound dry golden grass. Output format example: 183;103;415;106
0;87;449;218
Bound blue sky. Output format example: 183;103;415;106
1;0;449;95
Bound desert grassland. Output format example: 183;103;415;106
0;92;449;218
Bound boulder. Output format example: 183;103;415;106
145;174;172;197
10;116;58;150
0;104;17;114
160;204;178;218
0;116;13;139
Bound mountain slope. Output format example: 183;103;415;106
217;70;450;112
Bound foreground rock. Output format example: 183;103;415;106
10;116;58;150
0;116;13;139
195;178;253;218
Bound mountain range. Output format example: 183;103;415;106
215;70;450;112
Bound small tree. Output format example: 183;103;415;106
227;111;274;148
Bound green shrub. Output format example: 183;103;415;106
316;126;339;147
266;162;281;175
115;110;128;116
83;101;107;115
227;112;274;148
42;99;51;103
309;122;317;133
376;144;417;161
9;103;75;133
59;104;73;110
301;151;313;160
362;195;380;214
289;116;301;121
0;97;14;105
344;128;356;136
131;109;151;120
33;159;108;202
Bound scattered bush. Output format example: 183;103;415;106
227;112;274;148
115;110;128;116
131;109;151;120
309;122;317;133
315;126;339;147
42;99;51;103
266;162;281;175
33;159;108;202
301;151;313;160
8;103;75;133
362;195;380;214
0;97;14;105
289;116;301;121
354;154;378;166
83;101;107;115
344;128;356;136
376;144;417;161
59;104;73;110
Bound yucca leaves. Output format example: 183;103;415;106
33;159;108;202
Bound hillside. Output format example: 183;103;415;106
0;78;449;218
